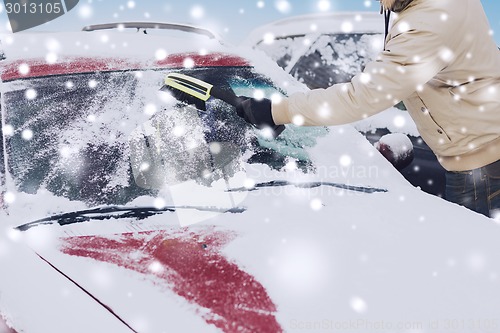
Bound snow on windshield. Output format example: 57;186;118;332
3;70;172;205
2;66;327;207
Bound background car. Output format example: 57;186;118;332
243;12;447;197
1;22;500;333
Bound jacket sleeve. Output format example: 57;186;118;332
273;27;449;126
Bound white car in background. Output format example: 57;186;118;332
0;22;499;333
243;12;447;198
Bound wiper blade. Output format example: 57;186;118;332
228;180;387;194
16;205;246;231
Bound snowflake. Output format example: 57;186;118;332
25;88;37;100
2;125;14;136
144;103;157;116
155;49;168;61
190;5;204;19
350;296;368;314
153;197;166;209
275;0;291;14
3;192;16;205
78;4;93;19
18;63;30;75
339;155;352;167
45;52;58;64
253;89;265;100
21;129;33;141
310;198;323;211
317;0;331;12
341;21;354;33
183;57;195;68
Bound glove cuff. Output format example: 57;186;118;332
271;98;291;125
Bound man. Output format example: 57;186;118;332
237;0;500;218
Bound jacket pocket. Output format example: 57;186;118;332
405;94;451;146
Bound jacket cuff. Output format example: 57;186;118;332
271;98;291;125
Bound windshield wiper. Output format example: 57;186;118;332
227;180;387;194
16;205;246;231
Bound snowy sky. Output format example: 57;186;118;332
0;0;498;45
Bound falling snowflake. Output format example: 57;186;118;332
253;89;265;100
275;0;291;14
292;115;305;126
190;5;204;19
317;0;331;12
341;21;354;33
350;296;368;314
172;125;186;137
209;142;222;154
183;57;195;68
2;125;14;136
148;261;165;274
153;197;166;209
155;49;168;61
25;88;37;100
263;32;275;45
284;159;298;171
3;192;16;205
78;4;93;19
310;198;323;211
339;155;352;167
244;178;256;189
45;52;58;64
143;103;157;116
257;1;265;8
18;63;30;75
88;79;98;88
393;115;406;128
21;129;33;141
127;1;135;9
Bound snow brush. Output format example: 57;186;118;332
161;72;285;138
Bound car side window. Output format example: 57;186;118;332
290;33;383;89
255;35;310;70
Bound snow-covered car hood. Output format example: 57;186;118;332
3;127;500;333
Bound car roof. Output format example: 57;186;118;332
243;11;383;47
81;21;224;42
0;53;251;82
0;28;308;95
0;28;251;82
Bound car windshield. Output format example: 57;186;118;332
2;66;327;206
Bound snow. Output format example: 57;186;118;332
376;133;413;159
1;18;500;333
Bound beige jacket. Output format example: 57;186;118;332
272;0;500;171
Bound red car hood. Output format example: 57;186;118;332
5;129;500;333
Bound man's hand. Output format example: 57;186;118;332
236;97;276;129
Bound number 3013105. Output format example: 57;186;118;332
6;2;62;14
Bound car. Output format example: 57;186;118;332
1;22;500;333
243;12;447;197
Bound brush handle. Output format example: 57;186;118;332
210;87;286;138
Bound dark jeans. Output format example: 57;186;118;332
445;159;500;218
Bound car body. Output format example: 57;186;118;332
1;23;500;333
243;12;447;197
